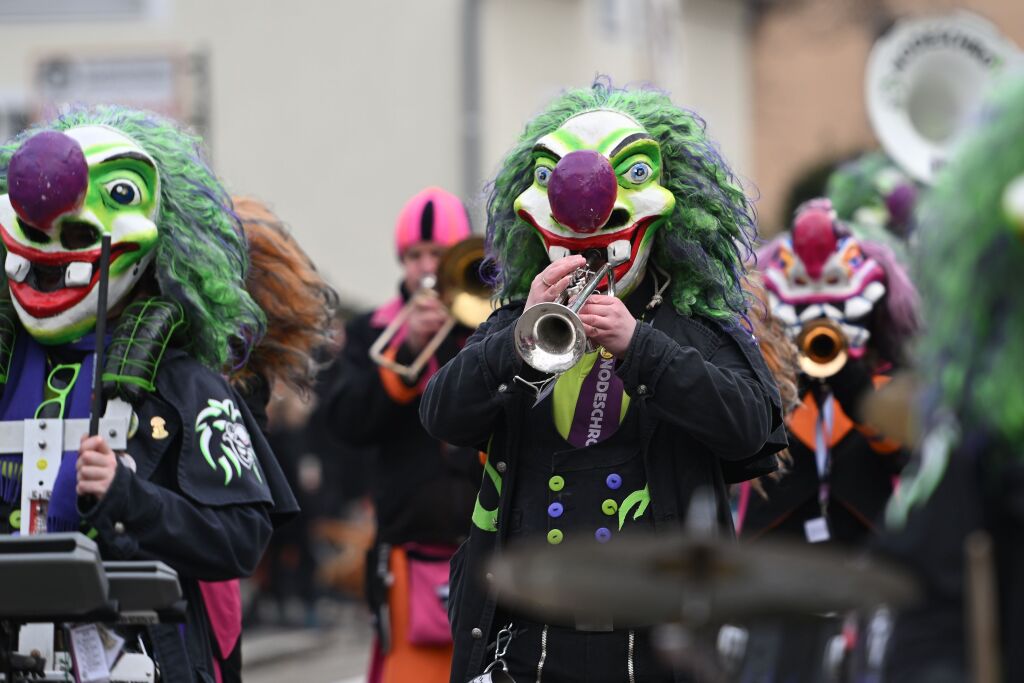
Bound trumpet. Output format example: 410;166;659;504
369;236;491;381
796;318;848;379
514;250;616;375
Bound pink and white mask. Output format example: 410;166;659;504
761;201;886;359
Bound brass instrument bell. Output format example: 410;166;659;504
796;318;848;379
369;236;491;380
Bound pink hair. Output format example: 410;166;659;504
859;238;920;356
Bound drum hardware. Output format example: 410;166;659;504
0;533;182;682
369;236;491;381
513;247;626;375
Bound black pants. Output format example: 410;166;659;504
499;620;677;682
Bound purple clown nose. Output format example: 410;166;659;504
548;150;617;233
8;130;89;232
885;183;917;237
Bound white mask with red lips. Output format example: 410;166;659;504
513;110;676;298
0;125;160;344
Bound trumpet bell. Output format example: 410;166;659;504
797;319;848;379
369;235;491;381
437;235;492;328
449;290;493;330
514;302;588;375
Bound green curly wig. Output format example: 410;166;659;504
485;79;757;322
916;73;1024;444
826;150;918;263
0;106;265;370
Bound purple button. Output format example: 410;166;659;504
606;473;622;490
547;502;564;518
595;527;612;543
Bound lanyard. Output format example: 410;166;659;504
813;389;835;517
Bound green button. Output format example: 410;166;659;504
602;499;618;515
547;529;564;545
8;510;20;531
548;475;565;492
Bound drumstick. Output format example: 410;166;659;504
965;530;1001;683
89;235;112;437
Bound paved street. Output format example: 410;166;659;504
242;604;373;683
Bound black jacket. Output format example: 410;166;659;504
879;427;1024;682
419;298;786;683
321;298;482;546
741;364;908;546
82;349;297;683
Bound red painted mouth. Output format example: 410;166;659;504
1;224;138;318
517;211;660;286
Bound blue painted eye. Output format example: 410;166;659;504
535;167;551;187
104;179;141;206
627;162;652;184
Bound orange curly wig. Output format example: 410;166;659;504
744;270;799;493
231;197;338;393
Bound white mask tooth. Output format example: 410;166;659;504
4;253;29;283
799;304;825;322
547;245;570;262
774;303;798;326
822;304;845;320
64;261;94;288
607;239;631;266
863;281;886;302
845;296;873;320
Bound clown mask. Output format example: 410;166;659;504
0;126;160;344
514;109;675;296
762;202;887;363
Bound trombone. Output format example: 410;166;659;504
514;249;618;375
796;318;848;379
369;236;491;381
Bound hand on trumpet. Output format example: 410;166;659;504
579;295;637;358
404;294;449;353
525;255;587;308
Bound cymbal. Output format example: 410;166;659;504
489;533;919;627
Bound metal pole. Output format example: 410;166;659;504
460;0;483;208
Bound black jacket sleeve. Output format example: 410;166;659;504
420;306;525;448
615;319;777;460
82;461;273;581
422;303;780;462
79;350;295;580
320;313;420;447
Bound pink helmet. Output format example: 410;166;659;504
394;187;471;257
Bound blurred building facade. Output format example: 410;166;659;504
0;0;753;307
0;0;1019;301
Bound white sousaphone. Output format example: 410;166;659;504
866;11;1020;184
